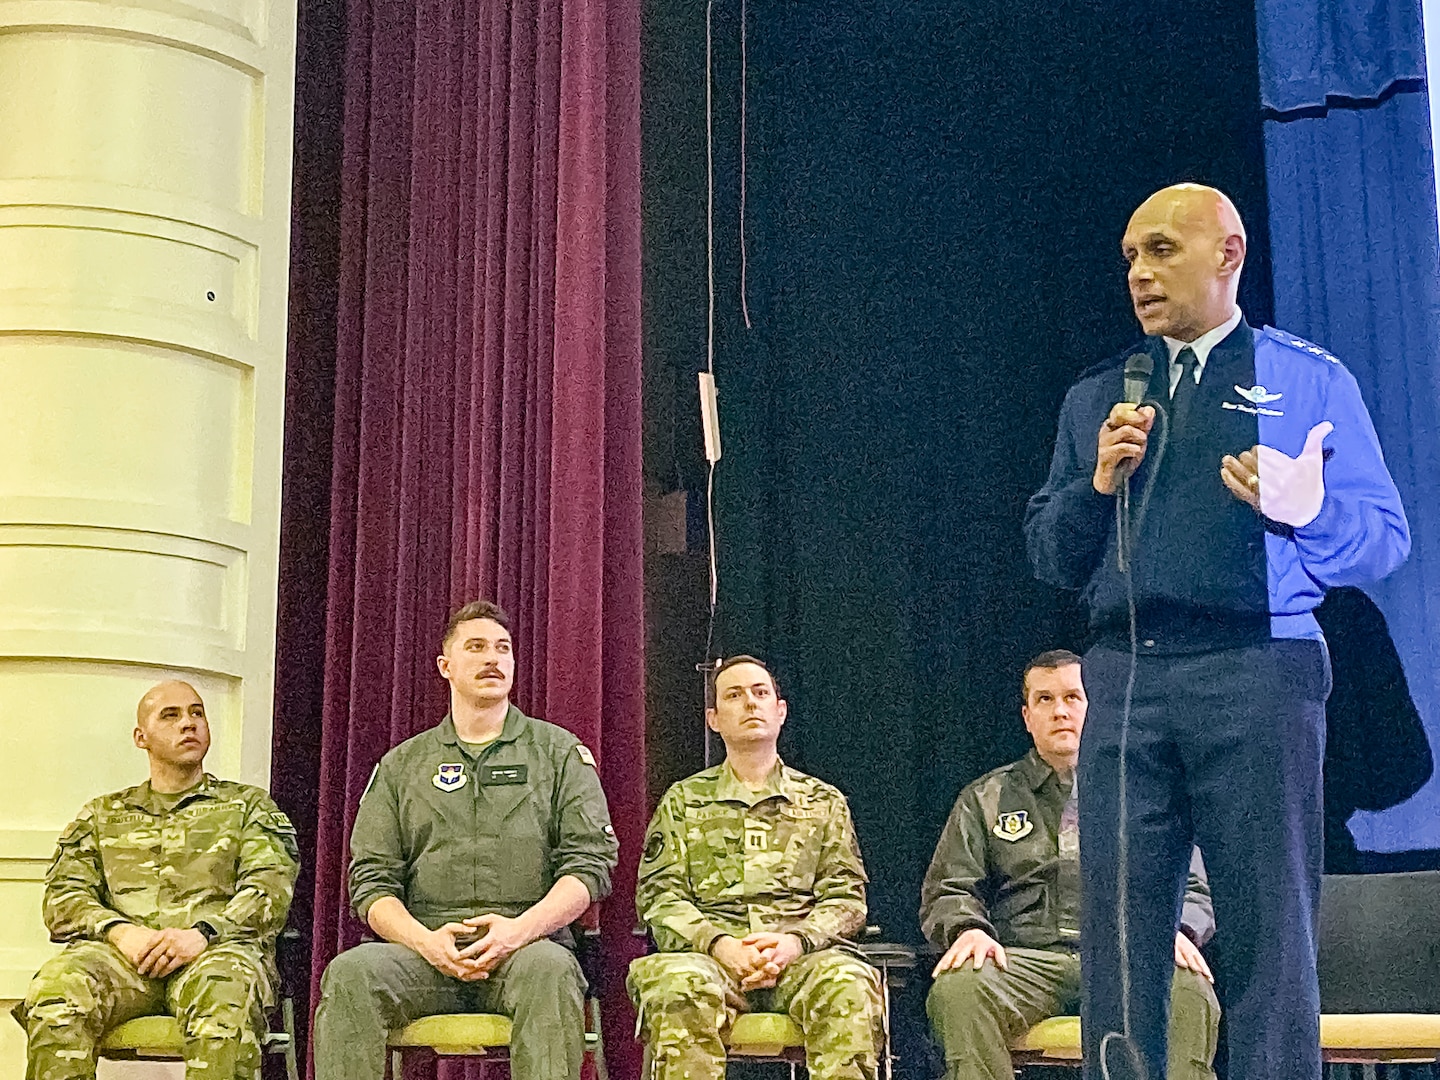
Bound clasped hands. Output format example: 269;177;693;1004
1095;403;1331;529
712;932;805;991
413;913;533;981
933;927;1212;984
108;922;209;979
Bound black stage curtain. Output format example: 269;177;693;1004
641;0;1275;947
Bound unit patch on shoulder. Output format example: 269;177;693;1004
643;831;665;863
576;744;597;767
993;810;1034;842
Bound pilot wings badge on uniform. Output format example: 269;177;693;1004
1235;384;1283;404
432;762;467;792
993;810;1034;842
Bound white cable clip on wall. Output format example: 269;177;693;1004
699;371;722;463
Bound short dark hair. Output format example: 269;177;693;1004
441;601;512;651
1022;648;1083;700
712;654;781;698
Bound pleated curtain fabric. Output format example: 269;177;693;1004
1259;0;1440;852
305;0;645;1073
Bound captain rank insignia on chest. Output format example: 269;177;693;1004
744;820;771;852
993;810;1033;841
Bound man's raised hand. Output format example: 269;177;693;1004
1094;404;1157;495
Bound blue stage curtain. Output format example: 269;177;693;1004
1258;0;1425;109
1262;0;1440;852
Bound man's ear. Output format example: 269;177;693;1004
1219;234;1246;275
436;653;450;679
705;708;720;733
776;699;788;724
133;725;147;751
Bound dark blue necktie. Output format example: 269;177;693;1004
1171;346;1199;436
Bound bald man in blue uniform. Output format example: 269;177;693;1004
1025;185;1409;1080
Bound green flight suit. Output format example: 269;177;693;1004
16;775;299;1080
920;750;1220;1080
628;759;883;1080
313;708;618;1080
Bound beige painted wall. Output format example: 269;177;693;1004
0;0;297;1072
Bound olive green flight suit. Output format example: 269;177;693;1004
313;708;618;1080
921;750;1220;1080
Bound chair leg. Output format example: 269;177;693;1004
281;997;301;1080
588;996;609;1080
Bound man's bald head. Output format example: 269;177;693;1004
1131;184;1246;245
137;680;203;726
1122;184;1247;340
133;679;210;782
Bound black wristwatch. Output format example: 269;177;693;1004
193;921;219;943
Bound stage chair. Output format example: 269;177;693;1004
1010;871;1440;1074
385;905;607;1080
97;927;303;1080
1316;870;1440;1077
721;935;915;1080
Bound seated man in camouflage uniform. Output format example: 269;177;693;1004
629;655;884;1080
313;601;619;1080
921;650;1220;1080
16;680;300;1080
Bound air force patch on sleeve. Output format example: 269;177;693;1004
993;810;1034;842
642;831;665;862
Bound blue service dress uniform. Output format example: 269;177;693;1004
1025;322;1408;1080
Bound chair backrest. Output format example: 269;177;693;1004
1318;871;1440;1013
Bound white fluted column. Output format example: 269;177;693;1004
0;0;297;1067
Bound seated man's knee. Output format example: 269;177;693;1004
1169;967;1220;1029
320;944;395;1010
1168;967;1220;1071
501;939;583;987
927;965;1000;1019
22;944;126;1030
173;946;269;1025
802;952;881;1013
628;953;728;1015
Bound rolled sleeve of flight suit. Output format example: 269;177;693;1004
550;742;619;903
347;763;407;924
1179;847;1215;948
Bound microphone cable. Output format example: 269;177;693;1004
1102;399;1168;1080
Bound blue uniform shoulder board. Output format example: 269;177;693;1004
1262;325;1339;364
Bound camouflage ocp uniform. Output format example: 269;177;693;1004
628;760;883;1080
16;775;299;1080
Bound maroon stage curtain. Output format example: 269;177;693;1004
296;0;645;1074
